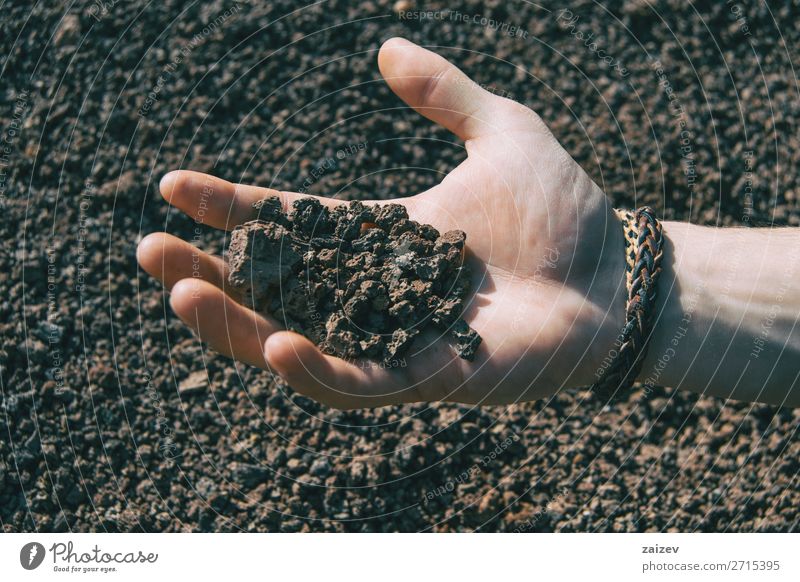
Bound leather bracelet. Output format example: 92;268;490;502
592;206;665;402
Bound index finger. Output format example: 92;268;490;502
159;170;342;231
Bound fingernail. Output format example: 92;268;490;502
159;171;178;198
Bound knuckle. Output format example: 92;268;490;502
418;67;451;107
501;98;545;130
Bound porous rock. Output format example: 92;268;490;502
226;197;482;363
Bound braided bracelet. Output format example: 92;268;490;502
592;206;665;402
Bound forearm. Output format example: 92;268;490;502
641;222;800;406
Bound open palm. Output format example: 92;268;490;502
138;38;626;408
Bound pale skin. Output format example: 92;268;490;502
137;38;800;409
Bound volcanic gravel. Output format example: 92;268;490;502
2;0;800;532
227;197;480;362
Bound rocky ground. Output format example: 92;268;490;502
1;0;799;532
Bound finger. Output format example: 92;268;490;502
137;232;235;292
170;278;277;368
377;37;536;141
264;331;420;409
160;170;342;230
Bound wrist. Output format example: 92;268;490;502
641;222;800;405
638;221;708;393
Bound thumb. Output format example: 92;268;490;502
377;37;539;141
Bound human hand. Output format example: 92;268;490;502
137;37;626;408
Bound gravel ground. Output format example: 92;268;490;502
2;0;799;532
